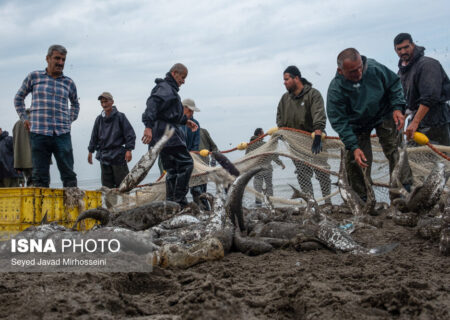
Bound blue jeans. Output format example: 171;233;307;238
30;132;77;188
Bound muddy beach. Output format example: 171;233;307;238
0;207;448;320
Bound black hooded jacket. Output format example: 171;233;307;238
88;107;136;166
142;73;188;148
0;131;19;179
398;46;450;127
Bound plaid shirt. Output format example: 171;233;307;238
14;70;80;136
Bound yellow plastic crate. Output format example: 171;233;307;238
0;187;102;238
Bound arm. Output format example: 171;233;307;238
121;115;136;151
87;117;100;161
276;97;284;127
68;80;80;122
14;74;32;122
191;123;200;151
382;66;406;130
326;85;359;152
142;95;163;144
310;89;327;132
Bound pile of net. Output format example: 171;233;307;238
103;129;450;211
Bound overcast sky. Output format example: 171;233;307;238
1;0;449;187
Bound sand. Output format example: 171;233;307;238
0;210;448;320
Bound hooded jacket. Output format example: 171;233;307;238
276;81;326;132
0;131;20;179
327;56;406;151
142;73;188;148
88;106;136;166
398;46;450;127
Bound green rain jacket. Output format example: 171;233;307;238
326;56;405;151
276;82;326;132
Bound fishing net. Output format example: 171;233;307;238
103;129;450;211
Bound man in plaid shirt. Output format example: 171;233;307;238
14;44;79;188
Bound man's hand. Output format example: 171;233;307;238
125;150;132;162
353;148;368;168
311;130;323;155
24;120;31;131
392;110;405;131
405;120;419;140
142;128;152;144
88;152;93;164
186;120;198;132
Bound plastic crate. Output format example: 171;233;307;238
0;187;102;238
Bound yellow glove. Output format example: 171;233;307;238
237;142;248;150
267;127;278;135
311;132;326;140
199;149;210;157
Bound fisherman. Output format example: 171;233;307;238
327;48;413;200
88;92;136;188
13;109;33;186
182;98;211;210
142;63;198;208
14;44;79;188
394;33;450;146
246;128;285;206
276;65;331;203
0;128;21;187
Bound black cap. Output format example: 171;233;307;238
284;65;301;78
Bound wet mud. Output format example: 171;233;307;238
0;209;448;320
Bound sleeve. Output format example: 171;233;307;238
69;80;80;122
121;114;136;151
276;97;284;127
310;89;327;131
142;95;163;128
381;65;406;112
205;130;219;152
87;117;100;153
326;84;359;151
416;60;444;109
14;74;33;121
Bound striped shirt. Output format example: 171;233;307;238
14;70;80;136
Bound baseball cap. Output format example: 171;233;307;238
182;98;201;112
98;92;113;100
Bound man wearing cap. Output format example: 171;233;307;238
394;33;450;146
276;65;331;203
182;98;210;209
14;44;79;188
142;63;198;207
88;92;136;188
327;48;413;200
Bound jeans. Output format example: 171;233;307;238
30;132;77;188
160;146;193;205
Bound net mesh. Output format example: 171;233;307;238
104;129;450;211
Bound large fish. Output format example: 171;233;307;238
119;126;175;193
225;166;265;231
73;201;180;231
337;148;376;216
393;162;447;214
290;185;397;255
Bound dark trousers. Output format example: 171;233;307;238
30;132;77;188
160;146;193;205
346;118;413;199
101;163;129;188
418;123;450;146
294;160;331;203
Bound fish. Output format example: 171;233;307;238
211;151;240;177
337;148;376;216
393;162;447;215
439;228;450;255
73;201;180;231
225;166;265;231
289;185;397;255
389;144;410;199
119;126;175;193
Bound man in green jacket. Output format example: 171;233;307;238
327;48;412;200
277;66;331;203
